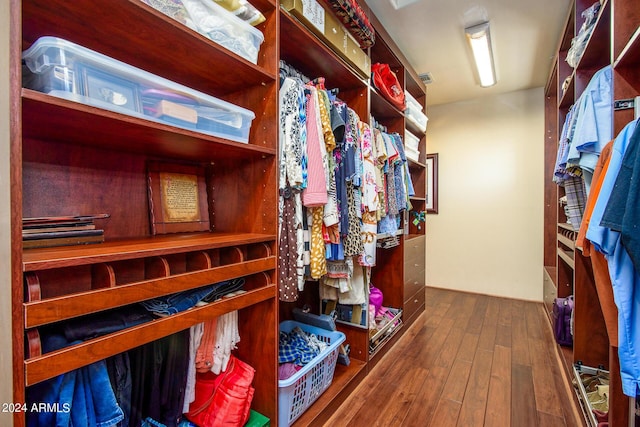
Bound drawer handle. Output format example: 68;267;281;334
332;28;338;34
414;281;419;285
414;263;419;267
414;299;418;303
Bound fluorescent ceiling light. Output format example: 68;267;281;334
389;0;421;10
465;22;496;87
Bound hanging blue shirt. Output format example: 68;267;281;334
567;65;613;191
586;119;640;397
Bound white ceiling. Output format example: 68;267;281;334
364;0;572;106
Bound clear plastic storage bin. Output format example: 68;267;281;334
278;320;345;427
22;36;255;143
404;90;423;112
405;104;428;133
143;0;265;64
404;130;420;152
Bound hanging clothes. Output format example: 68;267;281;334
566;65;613;191
278;76;308;301
585;119;640;397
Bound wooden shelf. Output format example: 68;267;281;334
25;285;275;386
23;232;275;271
559;71;576;108
279;10;367;90
558;233;576;250
407;157;427;168
22;90;276;162
22;0;277;95
24;256;275;327
614;26;640;69
558;248;575;269
558;222;575;231
574;0;611;71
370;87;404;119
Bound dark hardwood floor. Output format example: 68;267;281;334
324;287;585;427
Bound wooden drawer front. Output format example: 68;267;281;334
404;287;426;322
404;250;424;271
405;235;426;262
404;267;425;298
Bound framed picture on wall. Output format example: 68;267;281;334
426;153;438;214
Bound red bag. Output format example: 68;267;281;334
371;63;406;111
186;355;256;427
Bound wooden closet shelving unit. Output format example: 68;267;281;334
278;4;427;425
11;0;279;425
8;0;426;425
544;0;640;425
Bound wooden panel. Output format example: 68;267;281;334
573;252;609;369
371;244;404;309
456;349;493;427
403;287;425;325
477;297;500;352
613;0;640;61
441;358;472;402
543;266;558;318
22;92;276;163
25;257;275;327
208;156;278;234
25;285;276;385
608;346;630;427
23;232;275;271
429;398;461;427
511;364;538;427
484;345;512;426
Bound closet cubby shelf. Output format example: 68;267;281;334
407;157;427;168
23;232;276;271
22;0;278;94
405;114;426;136
279;10;368;89
614;26;640;68
24;285;275;386
559;71;576;109
24;256;275;328
572;1;611;71
557;233;576;250
557;248;575;269
22;90;277;162
370;87;405;118
557;222;575;231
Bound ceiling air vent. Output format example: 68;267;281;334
419;72;434;84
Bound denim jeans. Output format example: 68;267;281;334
107;353;132;427
139;285;216;317
27;332;124;427
63;305;154;342
199;278;245;303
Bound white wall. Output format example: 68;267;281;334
426;87;544;301
0;0;13;425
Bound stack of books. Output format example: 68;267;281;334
22;214;109;249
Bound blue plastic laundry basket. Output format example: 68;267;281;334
277;320;345;427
